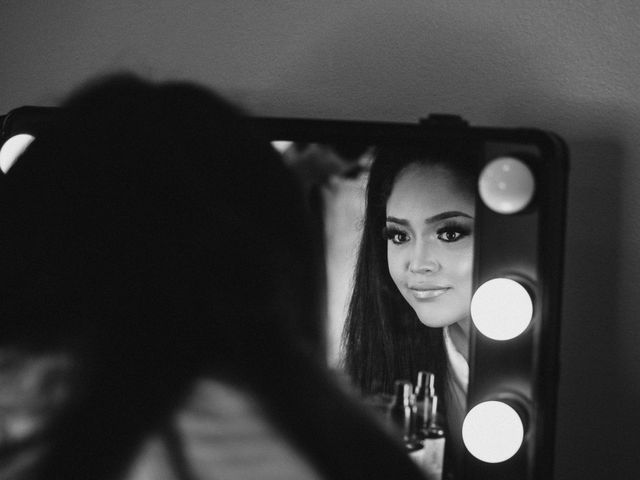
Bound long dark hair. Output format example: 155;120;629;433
342;141;478;398
0;75;428;480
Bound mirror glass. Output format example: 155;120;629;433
270;136;482;478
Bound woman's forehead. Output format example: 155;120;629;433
386;163;475;218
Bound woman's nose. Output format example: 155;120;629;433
408;242;440;274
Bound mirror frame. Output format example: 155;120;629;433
251;114;569;480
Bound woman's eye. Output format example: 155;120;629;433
384;227;410;245
439;230;461;242
436;227;469;243
391;232;409;244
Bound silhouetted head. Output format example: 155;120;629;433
0;73;321;382
0;76;443;480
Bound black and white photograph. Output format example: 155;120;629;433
0;2;638;479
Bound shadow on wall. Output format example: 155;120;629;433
501;100;639;479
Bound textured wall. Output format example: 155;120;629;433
2;1;639;478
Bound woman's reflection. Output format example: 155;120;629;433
342;144;478;473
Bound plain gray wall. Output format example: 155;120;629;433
2;1;639;478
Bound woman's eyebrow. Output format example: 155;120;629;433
425;211;473;223
386;211;473;225
386;216;409;226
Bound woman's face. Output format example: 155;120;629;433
385;162;475;329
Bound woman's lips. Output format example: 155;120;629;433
408;286;450;300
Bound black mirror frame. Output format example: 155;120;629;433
251;114;569;480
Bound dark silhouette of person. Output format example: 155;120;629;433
0;74;427;480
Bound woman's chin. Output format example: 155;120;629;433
415;316;459;329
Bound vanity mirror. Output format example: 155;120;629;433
1;107;568;480
253;114;569;480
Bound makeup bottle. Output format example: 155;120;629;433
388;380;422;452
414;371;435;438
417;394;446;480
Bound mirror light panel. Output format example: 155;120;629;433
467;135;567;479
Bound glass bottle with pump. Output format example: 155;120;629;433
416;382;446;480
387;380;423;452
414;371;435;439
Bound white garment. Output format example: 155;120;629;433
443;326;468;394
442;326;469;464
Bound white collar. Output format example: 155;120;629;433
443;326;469;393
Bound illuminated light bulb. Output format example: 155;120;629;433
470;278;533;340
478;156;535;214
271;140;293;154
462;400;525;463
0;134;35;173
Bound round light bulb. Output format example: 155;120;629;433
462;400;525;463
0;134;35;173
470;278;533;340
478;156;535;214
